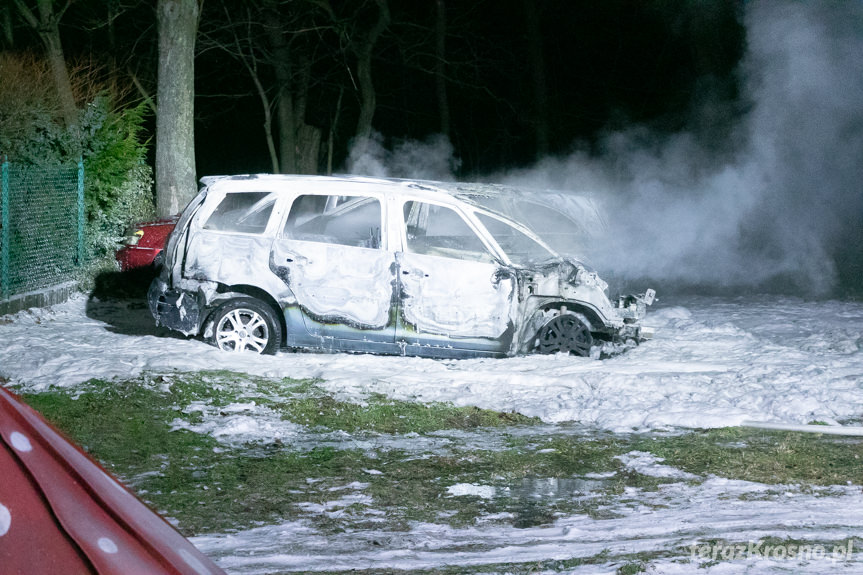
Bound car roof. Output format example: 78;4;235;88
197;173;596;214
198;174;604;244
199;173;501;212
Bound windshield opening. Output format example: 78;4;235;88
475;212;556;266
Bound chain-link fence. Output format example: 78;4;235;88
0;159;84;301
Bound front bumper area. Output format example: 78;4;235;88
614;288;656;342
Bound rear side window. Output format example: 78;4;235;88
203;191;277;234
285;194;382;249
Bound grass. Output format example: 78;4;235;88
17;369;863;572
634;427;863;486
20;371;547;534
279;389;538;433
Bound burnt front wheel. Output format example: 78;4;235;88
210;298;281;355
535;314;593;356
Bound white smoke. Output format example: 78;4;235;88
504;1;863;295
347;132;461;181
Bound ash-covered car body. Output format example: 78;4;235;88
148;174;654;357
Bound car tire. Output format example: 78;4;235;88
210;298;282;355
534;312;593;357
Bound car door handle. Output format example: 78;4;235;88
285;253;309;264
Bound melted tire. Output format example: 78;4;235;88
535;313;593;357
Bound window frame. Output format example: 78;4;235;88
472;210;558;266
198;189;282;236
279;191;389;250
398;198;502;264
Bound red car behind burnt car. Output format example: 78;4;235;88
115;217;177;271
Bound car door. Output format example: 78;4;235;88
270;193;397;344
396;200;516;354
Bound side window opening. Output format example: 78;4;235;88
285;194;382;249
402;201;494;263
203;191;277;234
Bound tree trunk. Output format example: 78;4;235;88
353;0;390;143
293;54;320;173
265;4;296;174
523;0;549;159
296;123;321;174
274;70;296;173
435;0;450;137
42;23;77;129
155;0;199;217
249;67;279;174
2;4;14;47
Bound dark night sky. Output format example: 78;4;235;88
183;0;746;176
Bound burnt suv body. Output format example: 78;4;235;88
148;174;654;357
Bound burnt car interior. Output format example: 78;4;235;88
404;201;495;263
203;191;277;234
287;194;382;249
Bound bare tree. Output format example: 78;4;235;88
1;3;14;47
209;2;280;172
261;0;321;174
312;0;389;160
265;2;296;174
353;0;390;142
523;0;548;159
435;0;450;137
196;0;327;174
13;0;77;128
155;0;200;217
286;51;321;174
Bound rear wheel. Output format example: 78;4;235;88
210;298;281;355
535;313;593;356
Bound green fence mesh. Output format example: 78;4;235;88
0;160;84;300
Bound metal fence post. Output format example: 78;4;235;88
1;159;9;300
77;159;85;265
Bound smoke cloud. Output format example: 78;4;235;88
347;132;461;181
504;1;863;296
346;1;863;296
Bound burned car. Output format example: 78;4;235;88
148;174;654;357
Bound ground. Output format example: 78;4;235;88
1;291;863;574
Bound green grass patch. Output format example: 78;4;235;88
284;391;537;433
635;427;863;486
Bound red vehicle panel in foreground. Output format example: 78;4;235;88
0;386;225;575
